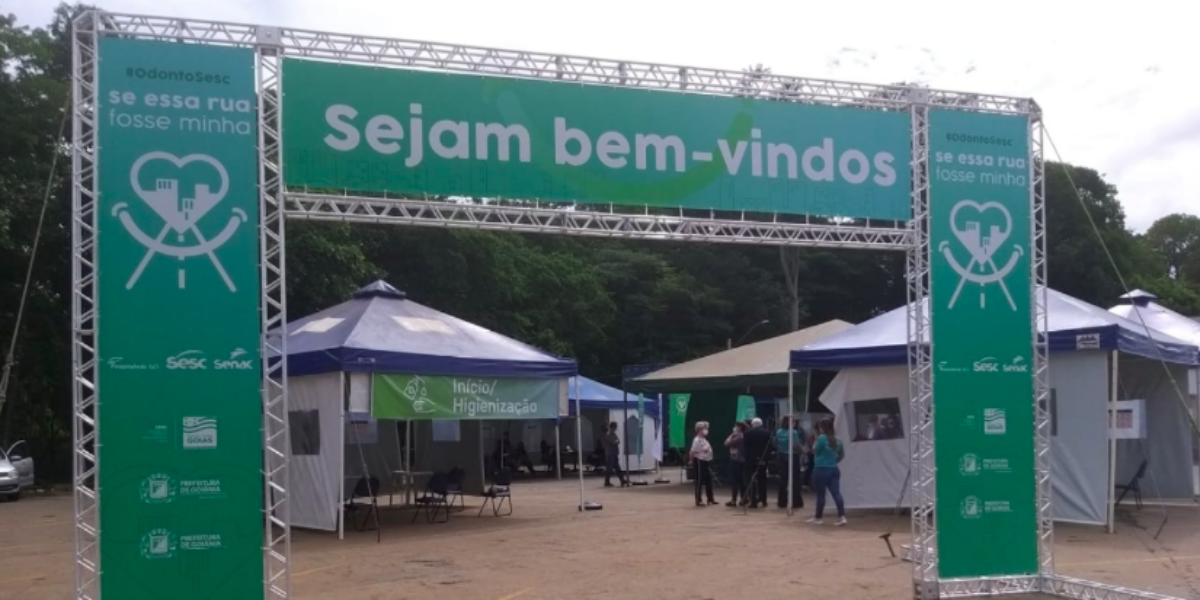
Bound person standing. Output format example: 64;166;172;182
724;421;748;507
774;416;806;509
742;417;772;508
689;421;716;506
603;422;628;488
807;418;847;526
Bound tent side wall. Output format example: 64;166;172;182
819;352;1114;525
1115;358;1194;500
288;373;345;532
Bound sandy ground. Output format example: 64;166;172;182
3;474;1200;599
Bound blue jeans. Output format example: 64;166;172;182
813;466;845;519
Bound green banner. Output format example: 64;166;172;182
736;395;757;422
669;393;691;448
373;373;562;420
97;38;262;598
930;109;1036;578
281;59;912;220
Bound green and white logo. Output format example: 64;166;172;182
182;416;218;449
983;408;1007;435
959;453;979;476
140;528;177;560
112;151;249;292
939;200;1024;310
139;473;175;504
401;375;437;414
960;495;981;520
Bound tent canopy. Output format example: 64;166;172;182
629;320;854;392
569;376;659;417
285;280;577;378
1109;289;1200;347
791;287;1199;370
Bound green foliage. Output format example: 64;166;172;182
1144;214;1200;281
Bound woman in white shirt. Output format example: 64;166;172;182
689;421;717;506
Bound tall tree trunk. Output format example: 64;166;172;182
780;247;802;331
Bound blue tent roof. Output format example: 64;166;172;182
568;377;660;418
791;287;1200;370
285;281;578;378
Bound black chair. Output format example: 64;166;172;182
345;475;381;542
446;467;466;512
413;471;451;524
479;468;513;517
1115;460;1148;510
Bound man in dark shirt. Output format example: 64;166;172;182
602;422;628;487
742;417;772;508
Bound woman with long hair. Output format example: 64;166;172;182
807;418;846;526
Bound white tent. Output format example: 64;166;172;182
791;288;1199;528
1110;289;1200;494
282;282;576;535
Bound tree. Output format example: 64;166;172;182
1144;214;1200;280
0;5;78;478
1043;162;1157;307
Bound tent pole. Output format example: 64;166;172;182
576;376;587;509
1194;367;1200;497
623;388;629;475
1108;350;1119;534
339;372;346;540
555;421;562;480
788;369;795;516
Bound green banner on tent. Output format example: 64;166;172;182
736;395;757;422
280;59;913;220
373;373;562;420
669;393;690;448
929;109;1037;578
96;38;263;598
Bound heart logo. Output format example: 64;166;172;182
939;198;1023;310
949;200;1011;265
129;151;229;235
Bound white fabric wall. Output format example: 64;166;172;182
1046;352;1108;524
819;352;1116;525
819;366;911;510
1115;359;1194;500
288;373;344;532
615;409;656;472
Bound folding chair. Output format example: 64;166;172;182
479;468;513;517
446;467;466;512
345;475;381;542
413;471;451;524
1115;460;1148;510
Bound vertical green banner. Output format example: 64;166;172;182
736;395;757;422
97;38;262;598
669;394;691;448
930;109;1036;578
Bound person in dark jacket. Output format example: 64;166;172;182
602;422;628;487
742;417;772;508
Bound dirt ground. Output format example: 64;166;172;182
3;475;1200;599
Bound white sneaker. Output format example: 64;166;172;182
806;517;823;525
836;517;847;526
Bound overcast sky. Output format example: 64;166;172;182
14;0;1198;232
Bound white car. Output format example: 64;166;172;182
0;441;34;500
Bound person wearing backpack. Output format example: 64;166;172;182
807;418;846;526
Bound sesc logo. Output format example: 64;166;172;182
973;357;999;373
167;350;207;370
